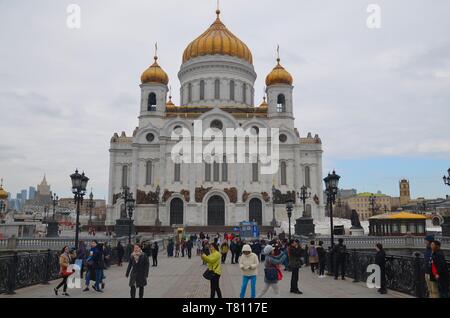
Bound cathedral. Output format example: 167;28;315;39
106;8;324;232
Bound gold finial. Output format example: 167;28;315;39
216;0;221;17
0;178;3;187
276;45;281;63
154;42;158;61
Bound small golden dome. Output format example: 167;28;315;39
265;58;293;86
259;96;268;108
166;95;176;109
141;56;169;85
0;180;8;200
182;10;253;64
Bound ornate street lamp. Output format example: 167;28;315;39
285;199;294;241
52;193;59;220
125;192;136;245
155;185;161;226
87;190;96;226
297;185;311;218
271;185;277;228
444;168;450;186
70;169;89;249
324;170;341;248
368;193;378;216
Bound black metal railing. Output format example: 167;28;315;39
324;250;450;297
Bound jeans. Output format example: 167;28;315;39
187;249;192;259
240;276;256;298
221;253;227;264
231;252;236;263
319;260;326;276
210;275;222;298
95;269;103;289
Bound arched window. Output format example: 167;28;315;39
243;83;247;104
174;163;181;182
147;93;157;111
121;165;128;188
213;161;220;182
252;162;259;182
145;161;152;185
200;80;205;101
222;155;228;182
214;79;220;99
277;94;286;113
205;163;211;182
305;166;311;187
281;161;287;185
230;80;235;101
188;83;192;103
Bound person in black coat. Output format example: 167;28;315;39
333;238;347;280
252;241;262;262
126;244;150;298
375;243;387;294
117;241;125;266
431;241;449;298
151;242;159;266
186;239;193;259
317;241;327;277
230;240;237;264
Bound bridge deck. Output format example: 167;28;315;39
0;254;412;298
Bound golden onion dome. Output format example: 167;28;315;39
166;95;176;109
182;10;253;64
265;58;293;86
141;56;169;85
0;181;8;200
259;96;268;109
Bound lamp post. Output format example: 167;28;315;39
285;199;294;241
324;170;340;248
52;193;58;220
122;186;135;245
298;185;311;218
444;168;450;186
271;185;277;228
442;168;450;237
369;194;378;216
87;190;95;227
155;185;161;226
70;169;89;249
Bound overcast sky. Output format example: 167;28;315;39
0;0;449;200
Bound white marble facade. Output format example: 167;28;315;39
106;11;324;229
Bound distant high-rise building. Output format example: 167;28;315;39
400;179;411;206
29;187;36;200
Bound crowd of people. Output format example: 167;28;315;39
53;232;449;299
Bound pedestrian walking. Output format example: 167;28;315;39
201;243;222;298
92;241;105;292
54;246;74;296
288;240;303;294
187;239;193;259
431;241;449;298
424;235;439;298
167;239;174;257
220;241;229;264
76;241;87;279
308;241;319;274
117;241;125;266
239;244;259;298
151;241;159;266
252;240;262;262
375;243;387;294
230;239;237;264
333;238;347;280
235;239;243;264
258;245;287;298
317;241;327;278
126;244;150;298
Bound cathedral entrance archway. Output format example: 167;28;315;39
249;198;263;225
170;198;184;226
208;195;225;226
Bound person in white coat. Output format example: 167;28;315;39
239;244;259;298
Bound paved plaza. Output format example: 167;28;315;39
1;254;411;298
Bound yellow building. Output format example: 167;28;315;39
369;212;427;236
343;192;392;221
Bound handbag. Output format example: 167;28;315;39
264;268;278;281
203;262;218;280
276;267;283;281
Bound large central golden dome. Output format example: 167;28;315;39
182;10;253;64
